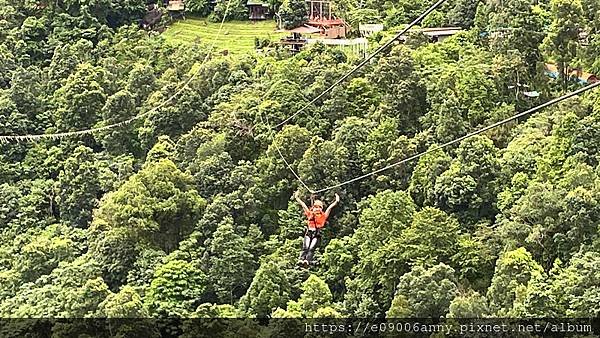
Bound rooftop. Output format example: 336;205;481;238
397;27;463;37
247;0;269;6
166;0;185;11
278;25;322;34
544;63;598;83
307;18;346;27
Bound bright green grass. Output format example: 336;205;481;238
163;18;286;53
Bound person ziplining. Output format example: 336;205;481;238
294;192;340;268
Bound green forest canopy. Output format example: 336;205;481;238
0;0;600;325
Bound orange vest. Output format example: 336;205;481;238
305;208;328;230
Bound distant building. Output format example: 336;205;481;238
304;0;349;38
359;23;384;37
165;0;185;19
278;0;351;52
247;0;270;20
279;26;368;55
544;63;599;84
279;26;321;53
398;27;463;43
306;37;368;56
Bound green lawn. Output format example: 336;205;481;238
162;18;286;53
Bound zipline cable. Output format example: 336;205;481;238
275;145;314;193
257;111;314;192
272;0;448;129
311;81;600;194
0;0;233;144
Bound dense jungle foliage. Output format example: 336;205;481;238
0;0;600;323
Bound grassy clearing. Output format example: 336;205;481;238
162;17;286;53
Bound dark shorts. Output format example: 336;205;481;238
305;228;321;237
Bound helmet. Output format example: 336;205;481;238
313;200;324;208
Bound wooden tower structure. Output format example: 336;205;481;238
305;0;348;38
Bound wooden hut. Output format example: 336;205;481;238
247;0;270;20
165;0;186;19
545;63;599;84
279;25;321;52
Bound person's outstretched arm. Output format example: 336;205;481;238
325;194;340;217
294;191;310;212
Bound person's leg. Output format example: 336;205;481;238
299;231;310;261
306;234;321;263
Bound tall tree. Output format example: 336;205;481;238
368;46;427;134
209;217;255;304
280;275;334;318
297;136;349;191
486;247;545;316
57;146;101;227
398;207;461;266
344;190;416;316
97;90;140;156
278;0;308;29
53;63;107;132
542;0;584;90
448;290;490;318
357;118;417;192
409;146;452;207
146;259;207;317
434;136;501;223
387;263;458;318
477;0;545;75
89;158;205;288
239;261;291;317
